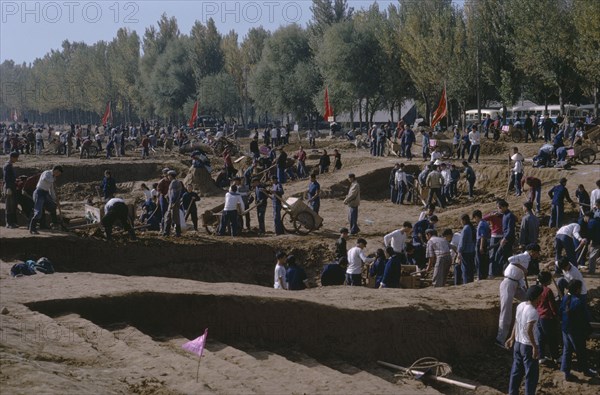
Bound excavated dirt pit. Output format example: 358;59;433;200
25;290;499;379
1;236;333;287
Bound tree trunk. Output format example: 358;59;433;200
358;98;363;129
365;97;369;126
594;83;598;117
558;85;564;115
422;92;430;124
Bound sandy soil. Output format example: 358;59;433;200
1;134;599;394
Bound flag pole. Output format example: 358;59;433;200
196;355;202;383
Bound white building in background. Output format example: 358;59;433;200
336;100;416;124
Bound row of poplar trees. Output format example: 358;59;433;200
1;0;598;126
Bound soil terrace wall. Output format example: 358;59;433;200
0;236;331;287
27;291;499;366
2;161;189;184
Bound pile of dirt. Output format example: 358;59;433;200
328;164;422;201
480;141;508;156
183;166;224;197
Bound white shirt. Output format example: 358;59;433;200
514;302;538;345
430;151;442;162
590;188;600;207
142;189;153;201
562;265;587;295
280;127;287;136
504;252;531;281
441;169;452;185
104;198;125;214
394;170;407;187
383;229;407;252
346;246;374;275
270;128;278;138
223;192;244;211
36;170;57;200
556;223;582;241
274;263;287;289
469;131;481;145
513;160;523;174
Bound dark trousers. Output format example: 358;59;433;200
461;252;475;284
509;342;539;395
186;207;198;231
395;183;406;204
454;262;463;286
219;210;239;236
348;206;359;234
427;188;445;208
101;202;134;240
489;236;503;276
555;234;577;266
544;128;552;142
273;205;284;235
460;143;470;159
346;273;362;286
468;144;480;162
561;331;588;375
467;179;475;198
536;318;560;361
476;246;489;280
510;172;523;195
498;241;514;271
405;143;413;159
29;189;57;231
549;204;564;228
256;206;266;233
159;195;169;232
309;199;320;214
4;188;17;225
390;186;397;203
525;127;535;142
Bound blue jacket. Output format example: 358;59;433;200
3;161;16;190
381;254;402;288
560;294;591;336
549;184;571;206
502;210;516;242
100;176;117;199
459;224;476;253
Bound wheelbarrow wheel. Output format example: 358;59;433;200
282;212;295;234
579;148;596;164
294;211;315;235
511;129;523;143
202;211;218;234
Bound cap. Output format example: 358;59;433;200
167;170;177;177
162;168;170;174
340;227;349;234
526;243;540;252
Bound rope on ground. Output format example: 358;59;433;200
396;357;452;378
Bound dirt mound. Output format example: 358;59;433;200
328;164;422;201
183;166;224;197
480;141;508;156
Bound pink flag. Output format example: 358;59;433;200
182;329;208;357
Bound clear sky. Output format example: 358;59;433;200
0;1;462;64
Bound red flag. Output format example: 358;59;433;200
101;101;112;125
430;86;447;128
188;101;199;128
182;328;208;357
324;88;333;121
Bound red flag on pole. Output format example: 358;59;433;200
101;101;112;126
188;101;199;129
430;86;447;128
324;88;333;122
